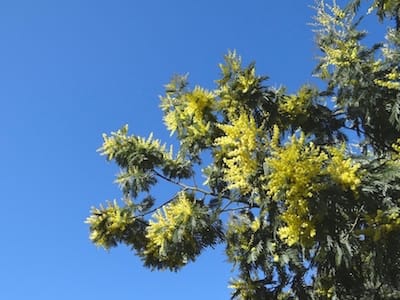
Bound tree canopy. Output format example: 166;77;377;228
86;0;400;298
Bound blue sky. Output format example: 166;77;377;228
0;1;359;299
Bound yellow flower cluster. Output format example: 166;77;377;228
331;5;345;19
322;39;359;68
250;217;261;232
145;192;194;259
266;132;327;246
229;279;258;299
316;286;335;299
364;209;400;241
315;3;360;72
163;86;214;137
185;86;215;121
266;129;363;246
99;125;129;160
374;68;400;90
278;85;315;118
216;53;261;118
327;146;361;192
279;95;305;117
86;200;135;249
370;0;400;16
392;139;400;159
315;2;345;27
214;112;260;194
163;110;179;133
237;66;256;93
99;125;169;166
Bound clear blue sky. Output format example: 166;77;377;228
0;1;355;299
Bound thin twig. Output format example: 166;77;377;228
220;206;252;213
220;199;234;212
153;170;216;196
346;204;365;238
133;189;186;220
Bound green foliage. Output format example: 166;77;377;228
86;199;147;251
87;1;400;298
143;191;223;271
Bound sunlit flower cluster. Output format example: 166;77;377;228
265;130;363;246
86;200;135;249
99;125;129;161
266;132;327;246
392;139;400;159
99;125;168;169
229;279;258;299
145;192;194;261
279;95;306;117
163;109;180;133
374;67;400;90
237;66;257;93
185;86;215;121
321;39;360;68
163;86;215;139
327;145;361;192
279;85;315;118
315;1;361;77
144;192;220;270
214;112;260;194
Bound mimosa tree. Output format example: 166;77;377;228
87;1;400;298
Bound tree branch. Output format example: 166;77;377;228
153;170;216;196
133;190;185;220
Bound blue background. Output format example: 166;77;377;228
0;0;375;299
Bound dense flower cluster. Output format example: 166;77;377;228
163;86;215;138
321;39;360;68
88;201;131;243
374;67;400;90
393;138;400;157
327;145;361;192
266;131;362;247
314;1;361;79
143;192;221;270
215;112;260;194
266;132;327;246
185;86;215;120
86;200;141;250
278;85;316;119
144;192;194;265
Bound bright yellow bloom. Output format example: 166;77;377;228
266;131;363;246
145;192;194;258
162;86;215;138
266;131;327;246
215;112;260;194
278;85;315;118
250;217;261;232
374;77;400;90
327;145;361;192
237;67;256;93
321;39;360;68
315;2;360;75
392;138;400;160
185;86;215;120
163;111;180;134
